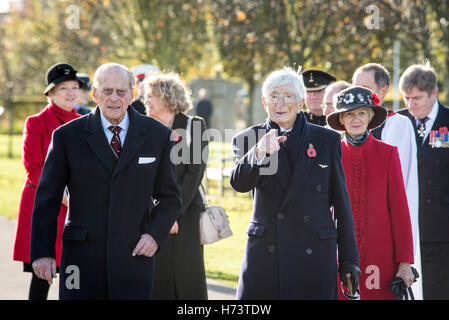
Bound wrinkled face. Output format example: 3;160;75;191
305;89;325;114
48;80;80;111
402;86;437;119
93;70;133;125
340;107;371;138
262;83;303;130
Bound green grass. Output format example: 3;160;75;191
0;135;252;288
203;192;252;288
0;134;24;218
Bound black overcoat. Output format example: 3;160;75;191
398;102;449;299
230;112;358;300
30;107;181;299
152;113;208;299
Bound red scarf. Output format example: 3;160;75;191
49;100;80;125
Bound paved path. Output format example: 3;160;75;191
0;216;235;300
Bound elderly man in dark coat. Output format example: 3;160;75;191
30;63;181;300
230;67;360;300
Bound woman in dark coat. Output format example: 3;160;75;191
144;72;208;299
327;86;415;299
13;63;83;300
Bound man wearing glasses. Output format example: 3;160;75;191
30;63;181;299
230;67;360;299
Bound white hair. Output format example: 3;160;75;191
262;67;306;100
93;63;135;89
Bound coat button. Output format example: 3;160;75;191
277;213;284;220
261;179;268;187
306;248;313;255
303;216;310;222
316;185;322;192
427;199;431;204
427;179;431;183
268;246;276;253
436;160;440;164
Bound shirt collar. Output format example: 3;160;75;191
99;109;129;132
279;126;292;134
427;99;439;122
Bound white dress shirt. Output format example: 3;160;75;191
100;111;129;148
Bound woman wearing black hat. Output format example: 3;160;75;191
13;63;83;300
327;86;415;300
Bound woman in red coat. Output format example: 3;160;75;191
13;63;83;300
327;86;415;300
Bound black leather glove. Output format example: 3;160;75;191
339;261;361;298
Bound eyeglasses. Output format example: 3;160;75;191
266;94;298;104
102;88;129;97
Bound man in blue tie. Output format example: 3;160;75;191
398;64;449;300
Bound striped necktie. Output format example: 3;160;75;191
108;126;122;160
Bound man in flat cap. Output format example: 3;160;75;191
302;69;336;126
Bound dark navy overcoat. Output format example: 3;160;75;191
230;112;359;300
30;107;181;299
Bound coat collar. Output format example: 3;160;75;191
265;112;321;208
85;106;146;175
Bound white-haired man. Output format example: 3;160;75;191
30;63;181;299
230;67;360;299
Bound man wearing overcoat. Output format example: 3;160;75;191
230;68;360;299
30;63;181;299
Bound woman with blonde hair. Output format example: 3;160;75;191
144;72;208;299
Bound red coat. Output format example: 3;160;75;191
13;103;79;266
339;134;414;300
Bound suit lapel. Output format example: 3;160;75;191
85;107;115;174
275;147;291;191
112;107;145;177
279;113;316;208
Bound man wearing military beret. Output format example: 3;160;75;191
302;69;336;126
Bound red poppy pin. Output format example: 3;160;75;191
439;126;448;135
172;130;182;142
307;143;317;158
370;92;381;105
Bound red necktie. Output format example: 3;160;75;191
108;126;122;160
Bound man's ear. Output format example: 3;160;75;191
430;89;438;100
379;85;389;102
262;96;269;114
298;98;304;112
92;87;98;103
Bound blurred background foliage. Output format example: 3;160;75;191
1;0;448;131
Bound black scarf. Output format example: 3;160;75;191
345;129;370;146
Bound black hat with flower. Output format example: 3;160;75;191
326;86;388;131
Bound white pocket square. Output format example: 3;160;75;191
138;157;156;164
318;164;328;168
